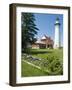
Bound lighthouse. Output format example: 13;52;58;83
54;18;60;49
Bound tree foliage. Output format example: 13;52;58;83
21;13;39;51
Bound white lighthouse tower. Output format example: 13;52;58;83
54;18;60;49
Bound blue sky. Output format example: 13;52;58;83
34;13;63;46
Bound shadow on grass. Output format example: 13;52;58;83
29;51;52;55
22;49;52;55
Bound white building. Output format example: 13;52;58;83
54;18;61;49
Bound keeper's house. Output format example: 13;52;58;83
32;35;54;49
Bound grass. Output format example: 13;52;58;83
25;48;63;60
21;60;49;77
21;48;63;77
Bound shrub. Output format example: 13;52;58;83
46;55;63;75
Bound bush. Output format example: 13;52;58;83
44;55;63;75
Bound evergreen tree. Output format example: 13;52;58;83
21;13;39;51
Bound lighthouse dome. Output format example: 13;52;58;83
55;17;60;25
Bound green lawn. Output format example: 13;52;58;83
21;48;63;77
21;60;49;77
31;48;63;59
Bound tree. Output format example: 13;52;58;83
21;13;39;51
